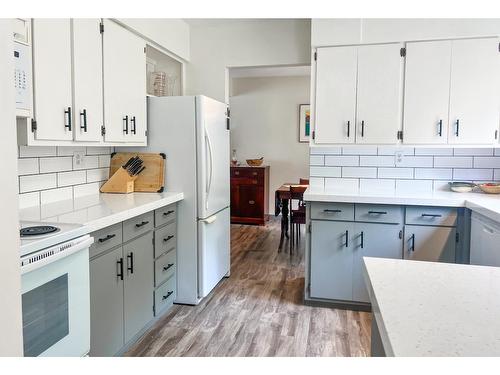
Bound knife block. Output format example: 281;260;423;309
100;167;138;194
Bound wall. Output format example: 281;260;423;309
309;145;500;193
18;146;113;209
0;20;23;356
186;19;311;102
117;18;190;61
230;75;310;212
312;19;500;47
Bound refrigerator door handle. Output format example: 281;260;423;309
199;215;217;224
205;126;214;210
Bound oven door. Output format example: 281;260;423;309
21;245;90;357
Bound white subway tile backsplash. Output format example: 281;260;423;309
19;174;57;193
41;187;73;204
342;167;377;178
98;155;111;168
454;148;494;156
18;158;39;175
309;177;325;189
309;155;325;166
310;146;342;155
310;166;341;178
19;146;57;158
473;157;500;169
360;179;395;192
495;149;500;156
495;169;500;180
434;157;473;168
74;155;99;170
342;146;377;155
74;182;100;197
57;171;86;187
359;156;395;167
57;146;86;157
414;168;452;180
19;192;40;209
397;156;433;168
453;169;493;181
377;168;413;179
325;155;359;167
39;157;73;173
86;146;113;155
377;146;414;156
433;180;451;191
396;179;433;193
325;178;359;191
414;147;453;156
87;168;109;183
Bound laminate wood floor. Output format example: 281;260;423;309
126;217;371;357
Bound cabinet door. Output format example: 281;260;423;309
123;232;154;343
404;225;456;263
314;46;357;144
237;185;263;219
356;43;403;144
403;41;452;144
32;19;73;141
449;38;500;144
352;223;403;303
72;19;103;142
470;214;500;267
103;20;146;143
89;246;124;357
310;220;354;301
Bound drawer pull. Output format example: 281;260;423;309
127;252;134;274
163;235;174;242
324;209;342;213
98;234;116;243
360;231;364;249
344;230;349;247
421;214;442;218
162;291;174;300
117;258;124;280
252;172;258;176
249;200;255;205
368;211;387;215
235;171;240;175
163;210;175;216
163;263;174;272
135;221;149;228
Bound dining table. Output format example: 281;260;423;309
275;183;308;250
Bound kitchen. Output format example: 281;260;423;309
1;2;500;372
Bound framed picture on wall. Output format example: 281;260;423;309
298;104;310;143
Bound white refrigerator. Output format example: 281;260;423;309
128;95;230;305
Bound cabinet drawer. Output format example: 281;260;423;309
231;168;263;178
89;223;123;258
355;204;403;224
154;276;176;316
155;204;176;228
154;222;176;258
155;249;176;287
310;202;354;221
405;206;457;227
123;211;154;242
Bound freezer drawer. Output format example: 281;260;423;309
198;207;230;298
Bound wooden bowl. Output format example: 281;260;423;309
478;183;500;194
246;158;264;167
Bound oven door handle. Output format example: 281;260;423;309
21;236;94;275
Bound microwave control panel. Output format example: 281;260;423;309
14;41;31;114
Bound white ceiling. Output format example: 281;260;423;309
229;65;310;79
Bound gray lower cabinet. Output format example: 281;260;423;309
352;223;403;303
89;246;124;357
123;232;154;343
404;225;456;263
310;220;354;301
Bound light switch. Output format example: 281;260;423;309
395;151;404;166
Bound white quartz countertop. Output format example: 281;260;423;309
304;187;500;222
363;257;500;357
19;191;184;233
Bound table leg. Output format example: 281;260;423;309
278;198;290;250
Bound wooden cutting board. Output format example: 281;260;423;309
109;152;166;193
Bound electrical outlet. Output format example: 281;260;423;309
73;151;85;167
395;151;404;166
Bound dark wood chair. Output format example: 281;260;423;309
299;178;310;185
289;185;306;253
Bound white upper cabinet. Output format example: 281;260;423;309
32;19;73;141
403;40;452;144
72;19;104;142
314;46;357;144
356;43;403;144
448;38;500;145
103;20;146;144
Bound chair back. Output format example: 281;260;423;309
290;185;306;205
299;178;310;185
